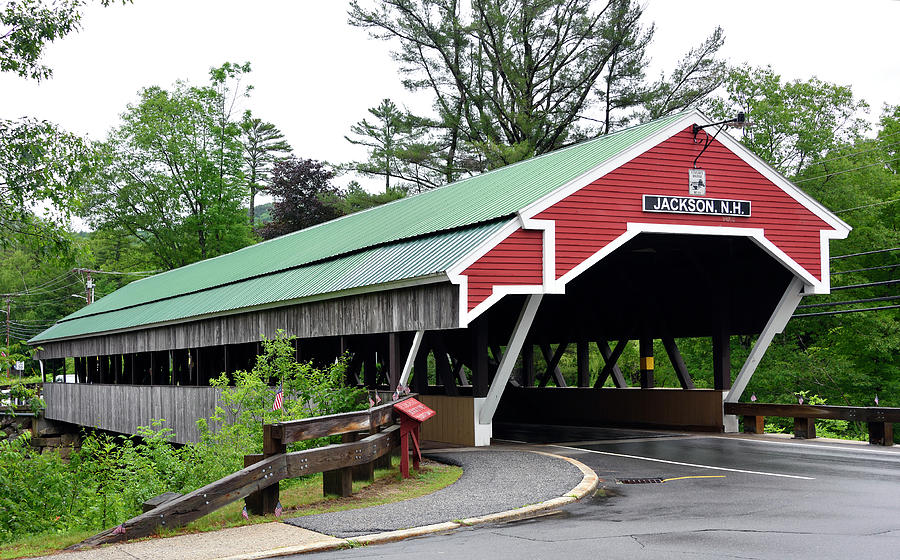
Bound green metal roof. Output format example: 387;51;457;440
32;112;687;343
32;221;506;341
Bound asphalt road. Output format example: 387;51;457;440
289;427;900;559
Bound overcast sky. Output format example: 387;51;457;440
2;0;899;194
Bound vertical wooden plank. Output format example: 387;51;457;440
576;339;590;388
388;333;402;390
522;344;534;387
471;319;489;397
639;338;654;389
712;330;731;390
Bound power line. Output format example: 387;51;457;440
832;263;900;275
797;295;900;310
793;157;900;184
806;138;900;167
831;279;900;291
835;198;900;214
73;268;158;276
793;304;900;319
831;247;900;260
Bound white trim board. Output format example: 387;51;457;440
448;109;849;326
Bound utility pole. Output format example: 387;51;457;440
73;268;95;305
85;270;94;305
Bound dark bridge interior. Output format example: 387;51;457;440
482;233;795;346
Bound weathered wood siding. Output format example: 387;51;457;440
43;383;224;444
35;282;458;359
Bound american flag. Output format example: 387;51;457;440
242;505;249;520
750;393;757;402
112;524;126;535
375;394;382;404
875;394;880;406
273;384;283;411
274;501;283;518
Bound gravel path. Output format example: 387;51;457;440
284;449;582;538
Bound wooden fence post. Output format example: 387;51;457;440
742;415;765;434
793;417;816;439
323;433;356;497
868;421;894;446
245;424;286;515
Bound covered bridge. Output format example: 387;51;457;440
31;110;849;445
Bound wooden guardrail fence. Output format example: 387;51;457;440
725;402;898;446
72;397;411;550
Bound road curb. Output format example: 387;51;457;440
214;448;598;560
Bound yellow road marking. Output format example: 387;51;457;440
662;475;726;482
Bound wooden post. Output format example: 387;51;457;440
363;344;377;389
246;424;286;515
471;319;489;397
522;344;534;387
743;415;765;434
243;454;264;514
793;417;816;439
412;336;429;394
352;429;376;483
712;330;731;390
432;337;457;396
868;422;894;446
86;356;98;384
388;333;402;391
99;355;110;384
639;338;654;389
576;339;590;387
323;433;356;497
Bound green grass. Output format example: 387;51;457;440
0;457;461;559
0;375;41;387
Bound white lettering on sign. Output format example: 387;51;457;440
642;195;751;217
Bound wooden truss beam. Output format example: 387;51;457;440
662;337;694;389
538;343;569;388
594;339;628;388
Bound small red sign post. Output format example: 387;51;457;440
393;398;436;478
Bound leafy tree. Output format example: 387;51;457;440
348;0;725;180
0;119;95;253
0;0;127;81
84;64;255;269
332;181;406;215
345;99;442;192
1;1;124;253
241;113;291;226
705;65;869;175
643;27;726;120
257;158;344;240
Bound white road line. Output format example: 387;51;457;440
708;435;900;457
548;444;816;480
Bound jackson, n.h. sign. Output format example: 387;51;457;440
642;194;751;217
